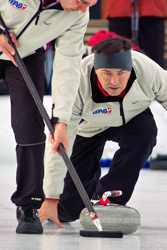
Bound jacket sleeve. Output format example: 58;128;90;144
51;9;89;125
153;67;167;110
43;92;83;199
135;50;167;110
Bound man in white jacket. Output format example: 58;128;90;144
39;36;167;225
0;0;97;234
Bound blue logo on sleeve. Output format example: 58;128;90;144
8;0;27;10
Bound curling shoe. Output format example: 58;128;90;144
16;205;43;234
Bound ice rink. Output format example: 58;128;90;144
0;95;167;250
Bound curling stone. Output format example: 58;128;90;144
80;205;140;235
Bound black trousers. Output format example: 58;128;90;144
108;17;165;68
0;48;46;208
58;108;157;222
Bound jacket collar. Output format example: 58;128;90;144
44;1;64;10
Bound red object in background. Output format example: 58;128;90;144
87;30;141;52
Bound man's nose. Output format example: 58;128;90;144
110;75;119;85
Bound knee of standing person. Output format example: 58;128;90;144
11;104;45;145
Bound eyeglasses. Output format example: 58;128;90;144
78;0;96;7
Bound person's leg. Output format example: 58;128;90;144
3;48;46;233
108;17;132;39
138;17;165;68
92;108;157;205
58;130;108;222
58;108;157;221
13;144;45;207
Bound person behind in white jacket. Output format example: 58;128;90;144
39;36;167;225
0;0;97;234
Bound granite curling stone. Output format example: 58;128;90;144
80;205;140;235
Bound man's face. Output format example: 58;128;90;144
59;0;97;13
95;68;131;96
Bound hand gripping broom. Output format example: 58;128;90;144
0;14;123;238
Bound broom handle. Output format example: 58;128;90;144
0;14;101;229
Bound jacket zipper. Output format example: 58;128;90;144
120;100;125;125
16;0;42;40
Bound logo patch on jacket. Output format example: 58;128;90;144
93;107;112;115
8;0;27;10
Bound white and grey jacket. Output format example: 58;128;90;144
0;0;89;123
44;50;167;199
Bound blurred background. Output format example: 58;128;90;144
43;0;167;95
